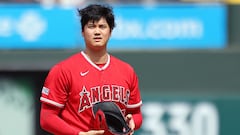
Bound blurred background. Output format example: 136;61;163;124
0;0;240;135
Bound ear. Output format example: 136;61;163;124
81;31;84;37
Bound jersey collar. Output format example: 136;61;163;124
81;51;110;71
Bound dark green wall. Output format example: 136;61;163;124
113;51;240;96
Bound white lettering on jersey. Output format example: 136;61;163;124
78;86;91;112
78;85;130;112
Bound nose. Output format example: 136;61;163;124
94;27;100;35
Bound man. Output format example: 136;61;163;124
40;4;143;135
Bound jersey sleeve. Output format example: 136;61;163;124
40;64;70;108
126;68;143;130
126;69;142;109
40;104;80;135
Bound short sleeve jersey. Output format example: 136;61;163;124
40;51;142;131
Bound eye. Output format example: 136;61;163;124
87;24;95;29
99;25;107;29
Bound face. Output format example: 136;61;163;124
82;17;112;51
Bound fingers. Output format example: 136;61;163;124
126;114;133;122
129;129;134;135
79;130;104;135
92;130;104;134
125;114;135;135
87;130;104;135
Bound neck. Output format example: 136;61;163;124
84;49;108;64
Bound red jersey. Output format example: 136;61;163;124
40;51;142;132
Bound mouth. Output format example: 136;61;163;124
94;36;102;39
94;37;102;42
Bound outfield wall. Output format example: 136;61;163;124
1;50;240;135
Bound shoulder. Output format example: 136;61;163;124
57;53;82;67
111;55;133;69
50;52;82;72
59;53;82;64
110;55;136;74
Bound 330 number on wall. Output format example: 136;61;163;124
139;102;219;135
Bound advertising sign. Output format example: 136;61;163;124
109;4;227;50
0;4;227;50
0;4;80;49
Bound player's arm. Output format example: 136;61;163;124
127;69;143;130
41;103;105;135
126;107;143;130
40;103;80;135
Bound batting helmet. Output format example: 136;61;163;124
92;102;131;135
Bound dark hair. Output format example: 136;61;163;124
78;4;116;32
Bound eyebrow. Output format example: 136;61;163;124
88;19;108;24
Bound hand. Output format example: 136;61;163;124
126;114;135;135
79;130;104;135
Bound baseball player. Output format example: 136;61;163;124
40;4;143;135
